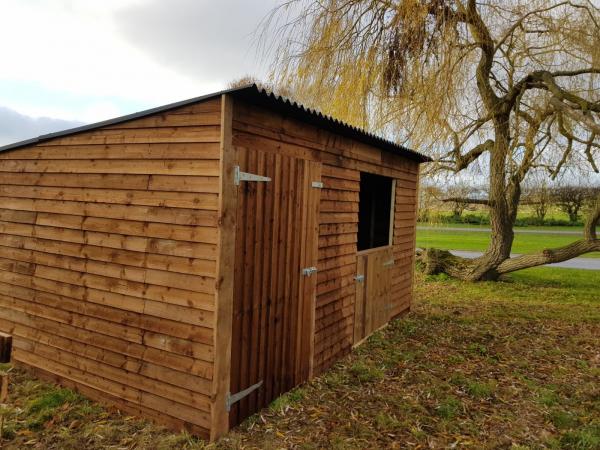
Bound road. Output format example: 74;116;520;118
449;250;600;270
417;226;585;235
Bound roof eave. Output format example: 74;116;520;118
0;83;432;163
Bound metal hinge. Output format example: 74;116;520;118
302;266;318;276
383;259;395;267
354;274;365;283
311;181;324;189
226;380;263;411
234;166;271;186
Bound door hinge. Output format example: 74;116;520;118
383;259;395;267
354;274;365;283
302;266;318;276
226;380;263;412
311;181;324;189
234;166;271;186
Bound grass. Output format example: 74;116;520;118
420;222;591;232
0;267;598;449
416;228;600;259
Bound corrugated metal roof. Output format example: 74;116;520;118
0;84;431;162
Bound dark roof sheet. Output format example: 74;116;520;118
0;84;431;162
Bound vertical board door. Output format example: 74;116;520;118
229;148;321;427
353;246;394;342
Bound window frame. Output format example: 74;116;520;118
356;172;396;253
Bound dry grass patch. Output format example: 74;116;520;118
0;267;598;449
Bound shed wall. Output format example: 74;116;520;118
0;98;222;437
232;100;419;377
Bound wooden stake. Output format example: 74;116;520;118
0;334;11;364
0;375;7;404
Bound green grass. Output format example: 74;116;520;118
420;222;590;232
1;267;598;449
416;228;600;259
220;267;600;449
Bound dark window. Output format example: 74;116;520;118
357;172;394;251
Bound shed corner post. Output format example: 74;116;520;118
210;93;238;441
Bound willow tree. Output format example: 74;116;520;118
265;0;600;280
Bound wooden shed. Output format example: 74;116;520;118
0;84;429;440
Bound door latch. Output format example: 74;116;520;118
302;267;318;276
383;259;394;267
354;274;365;283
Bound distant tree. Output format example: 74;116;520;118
266;0;600;280
553;185;592;223
523;179;552;224
442;182;478;219
418;184;442;222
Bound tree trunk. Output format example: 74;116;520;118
455;116;517;281
418;195;600;280
495;239;600;273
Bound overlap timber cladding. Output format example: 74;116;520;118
232;101;419;377
0;98;222;438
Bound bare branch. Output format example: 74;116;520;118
550;97;600;135
585;195;600;241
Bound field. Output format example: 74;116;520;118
416;227;600;259
0;267;598;449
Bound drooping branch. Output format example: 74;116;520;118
550;97;600;135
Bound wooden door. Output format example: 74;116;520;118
354;246;394;343
229;148;320;426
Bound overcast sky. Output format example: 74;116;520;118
0;0;279;145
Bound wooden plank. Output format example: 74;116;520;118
0;159;220;176
265;153;282;404
36;214;219;244
0;143;220;160
261;151;276;411
0;233;216;276
354;255;366;343
46;126;221;146
0;244;215;290
302;161;321;379
249;150;267;414
0;185;219;210
211;94;236;441
0;197;219;227
238;148;256;421
0;220;218;260
229;147;246;424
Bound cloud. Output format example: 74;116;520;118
0;106;84;147
0;0;205;119
114;0;279;84
0;0;283;139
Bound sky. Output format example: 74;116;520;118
0;0;280;146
